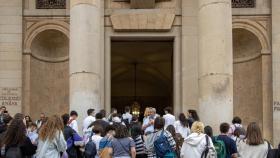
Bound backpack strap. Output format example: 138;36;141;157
201;135;209;158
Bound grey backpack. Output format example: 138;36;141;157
5;146;22;158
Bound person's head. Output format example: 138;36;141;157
232;116;242;124
39;115;63;141
92;125;103;135
166;125;176;137
131;116;138;122
204;126;213;137
30;123;38;132
154;117;165;130
0;106;6;113
188;110;200;121
2;118;26;147
70;111;78;119
100;109;106;118
40;113;46;120
114;124;129;138
111;108;117;114
220;122;230;134
191;121;204;134
14;113;26;125
25;115;32;122
125;106;130;113
131;123;142;139
179;113;188;127
151;108;156;115
87;109;95;116
144;107;150;117
3;113;12;125
164;107;172;114
245;122;264;145
105;124;116;136
95;112;103;120
61;113;70;126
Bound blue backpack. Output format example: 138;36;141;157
154;130;174;158
84;133;97;158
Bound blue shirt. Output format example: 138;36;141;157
217;135;238;158
143;117;154;134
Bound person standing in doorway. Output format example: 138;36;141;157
122;106;132;126
163;107;175;129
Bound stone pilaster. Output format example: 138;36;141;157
198;0;233;133
70;0;102;133
272;0;280;146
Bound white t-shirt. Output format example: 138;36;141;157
174;120;190;139
69;118;79;133
122;112;132;123
92;135;103;158
163;113;176;129
83;115;96;132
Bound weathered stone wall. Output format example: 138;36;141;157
0;0;23;115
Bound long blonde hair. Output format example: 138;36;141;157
39;115;63;141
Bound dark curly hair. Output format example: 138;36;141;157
113;123;130;138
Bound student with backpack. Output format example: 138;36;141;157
108;123;136;158
98;125;116;158
204;126;226;158
87;125;103;158
62;114;83;158
36;115;67;158
228;117;246;140
237;122;271;158
145;117;176;158
0;118;37;158
181;121;215;158
217;123;238;158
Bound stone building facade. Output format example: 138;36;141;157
0;0;279;144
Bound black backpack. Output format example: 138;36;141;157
84;134;97;158
5;146;22;158
267;142;280;158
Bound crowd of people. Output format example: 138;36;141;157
0;105;279;158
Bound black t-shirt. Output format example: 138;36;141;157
217;135;238;158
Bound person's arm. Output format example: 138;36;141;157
130;147;136;158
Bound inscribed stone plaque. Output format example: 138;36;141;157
0;87;21;106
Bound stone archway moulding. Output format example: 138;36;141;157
24;20;69;53
233;19;270;52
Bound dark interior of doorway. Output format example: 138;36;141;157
111;40;173;119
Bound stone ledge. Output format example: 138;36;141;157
110;12;175;31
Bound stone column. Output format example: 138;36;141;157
70;0;102;133
198;0;233;133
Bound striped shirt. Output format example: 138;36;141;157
146;130;176;158
133;135;146;155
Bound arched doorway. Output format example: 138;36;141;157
26;29;69;119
